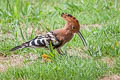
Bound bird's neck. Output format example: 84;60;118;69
63;22;74;35
64;22;72;30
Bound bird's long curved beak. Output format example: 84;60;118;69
77;31;87;46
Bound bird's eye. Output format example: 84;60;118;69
72;26;75;29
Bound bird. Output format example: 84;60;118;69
10;13;87;55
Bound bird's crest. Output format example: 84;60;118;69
61;13;80;27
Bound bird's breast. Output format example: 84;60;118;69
53;29;74;47
63;33;74;43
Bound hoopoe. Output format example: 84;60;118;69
10;13;87;55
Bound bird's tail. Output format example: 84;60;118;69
10;41;30;51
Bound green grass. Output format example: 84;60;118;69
0;56;108;80
0;0;120;80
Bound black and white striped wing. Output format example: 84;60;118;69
28;32;61;48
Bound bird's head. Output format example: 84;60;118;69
61;13;80;33
61;13;87;46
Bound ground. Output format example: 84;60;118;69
0;0;120;80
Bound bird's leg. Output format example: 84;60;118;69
61;49;66;54
57;48;63;55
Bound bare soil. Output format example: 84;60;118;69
101;57;115;67
67;47;91;59
80;24;102;30
100;75;120;80
0;53;38;72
